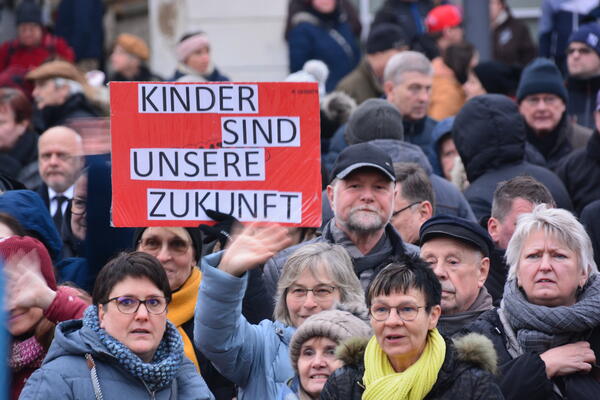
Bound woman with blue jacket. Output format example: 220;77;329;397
194;225;364;399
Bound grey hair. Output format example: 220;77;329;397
273;242;364;326
384;51;433;85
506;204;598;281
54;78;83;95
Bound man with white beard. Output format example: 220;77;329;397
262;142;418;296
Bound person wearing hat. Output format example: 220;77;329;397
263;142;419;298
566;23;600;129
26;60;99;132
171;31;230;82
1;235;90;400
281;304;372;399
108;33;162;82
517;57;591;171
0;0;74;94
424;4;464;57
557;88;600;215
419;215;494;336
336;23;409;105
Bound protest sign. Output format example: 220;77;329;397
110;82;321;227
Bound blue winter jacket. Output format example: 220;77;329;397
194;252;296;400
19;319;214;400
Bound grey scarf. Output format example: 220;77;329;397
438;286;493;336
501;274;600;354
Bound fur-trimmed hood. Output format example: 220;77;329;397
335;332;498;375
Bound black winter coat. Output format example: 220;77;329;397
33;93;100;133
320;334;504;400
557;131;600;215
566;75;600;130
466;309;600;400
452;94;573;220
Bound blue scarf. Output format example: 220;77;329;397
83;305;183;392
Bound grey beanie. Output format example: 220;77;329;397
289;303;372;373
344;98;404;145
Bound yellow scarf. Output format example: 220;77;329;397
167;267;201;371
362;328;446;400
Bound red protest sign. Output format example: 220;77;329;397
110;82;322;227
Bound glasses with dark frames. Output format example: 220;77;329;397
392;201;420;217
104;296;168;314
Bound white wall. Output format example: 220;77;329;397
149;0;289;81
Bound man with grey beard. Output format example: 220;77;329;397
262;143;418;297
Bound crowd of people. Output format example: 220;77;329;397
1;0;600;399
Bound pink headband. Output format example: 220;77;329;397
176;33;210;62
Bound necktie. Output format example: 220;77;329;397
53;195;68;233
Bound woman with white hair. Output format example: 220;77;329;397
467;204;600;400
194;225;364;399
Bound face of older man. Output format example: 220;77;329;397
327;168;395;236
385;71;432;121
38;127;83;193
567;42;600;78
391;186;431;245
420;237;489;315
519;93;566;135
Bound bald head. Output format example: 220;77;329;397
38;126;84;193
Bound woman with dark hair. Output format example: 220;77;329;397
0;87;39;188
20;251;214;399
287;0;360;92
429;42;484;120
321;256;503;399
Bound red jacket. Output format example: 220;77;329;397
0;32;75;72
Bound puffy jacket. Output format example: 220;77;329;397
566;72;600;130
194;253;296;400
452;94;573;219
288;11;360;92
557;130;600;214
320;333;504;400
19;319;214;400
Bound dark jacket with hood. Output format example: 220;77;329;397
566;75;600;130
525;115;591;171
0;128;39;188
320;333;504;400
452;94;573;220
557;130;600;214
581;199;600;269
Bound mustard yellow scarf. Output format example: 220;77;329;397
362;328;446;400
167;267;201;371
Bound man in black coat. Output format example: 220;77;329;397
452;94;573;220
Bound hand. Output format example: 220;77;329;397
540;341;596;378
218;223;293;277
4;250;56;311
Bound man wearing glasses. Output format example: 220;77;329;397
419;215;494;336
390;162;434;245
517;57;591;171
566;23;600;130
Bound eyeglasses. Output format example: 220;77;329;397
392;201;420;217
523;95;560;106
39;152;74;162
369;304;425;322
288;285;337;300
138;237;190;256
566;46;593;55
105;296;168;314
71;197;86;215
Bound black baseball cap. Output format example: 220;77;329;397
330;143;396;183
419;215;494;257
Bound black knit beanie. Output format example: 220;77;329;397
16;0;42;26
516;58;567;104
